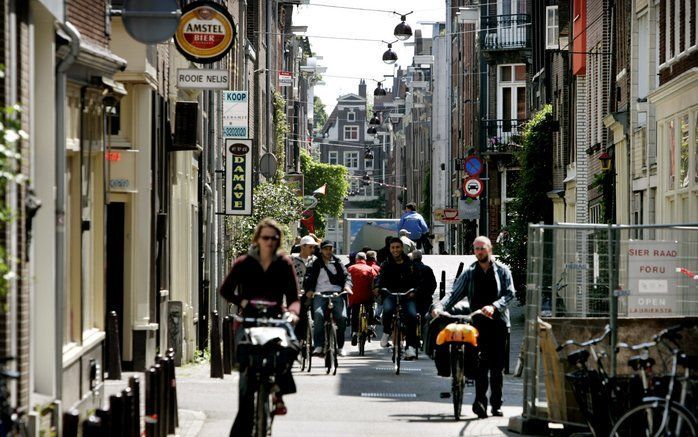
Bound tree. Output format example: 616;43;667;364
498;105;555;304
226;181;303;257
313;96;327;130
300;149;349;237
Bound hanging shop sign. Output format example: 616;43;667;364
177;68;229;90
222;91;249;138
279;71;293;87
225;139;252;215
174;0;236;64
627;240;679;317
458;198;480;220
434;208;460;223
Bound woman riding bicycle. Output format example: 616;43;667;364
219;218;301;437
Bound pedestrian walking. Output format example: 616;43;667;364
398;202;432;254
431;236;515;419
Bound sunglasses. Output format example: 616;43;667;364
260;235;280;241
473;246;488;251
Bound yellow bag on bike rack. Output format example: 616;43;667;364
435;323;479;346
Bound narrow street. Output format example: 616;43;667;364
174;297;527;437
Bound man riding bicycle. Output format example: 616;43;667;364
304;240;353;357
374;237;419;359
347;252;378;347
292;235;318;340
219;218;300;436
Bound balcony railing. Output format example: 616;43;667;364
480;14;531;51
481;119;527;154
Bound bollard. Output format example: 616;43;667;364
82;416;102;437
95;408;111;437
129;376;141;437
145;367;157;437
62;409;80;437
210;311;224;379
122;387;135;437
109;393;124;437
106;311;122;380
222;315;232;374
439;270;446;300
154;362;165;437
158;357;171;437
455;262;464;279
165;349;179;431
167;348;179;428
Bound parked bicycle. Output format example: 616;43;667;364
381;288;417;375
315;291;349;375
0;357;29;437
234;300;297;437
610;325;697;437
433;309;483;420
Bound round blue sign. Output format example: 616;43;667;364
465;156;483;176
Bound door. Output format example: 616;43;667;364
106;202;125;362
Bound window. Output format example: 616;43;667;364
344;125;359;141
638;12;649;98
497;64;527;138
501;168;520;225
680;114;689;188
328;151;338;165
347;111;356;122
546;6;559;49
344;151;359;169
364;157;374;170
668;119;676;189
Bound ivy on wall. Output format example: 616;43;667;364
299;149;348;237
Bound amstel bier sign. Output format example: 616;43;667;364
175;1;236;64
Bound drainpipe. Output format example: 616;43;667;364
55;21;80;401
266;0;272;157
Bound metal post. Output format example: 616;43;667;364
167;348;179;428
145;367;156;437
608;224;619;377
210;311;224;378
106;311;122;379
128;376;140;437
62;410;79;437
439;270;446;300
109;393;124;437
222;315;232;374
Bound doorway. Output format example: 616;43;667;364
106;202;125;361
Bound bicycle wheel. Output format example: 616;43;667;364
325;322;333;374
252;383;270;437
395;322;402;375
451;345;465;421
609;399;697;437
305;318;313;372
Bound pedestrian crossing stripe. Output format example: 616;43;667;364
361;393;417;398
374;367;422;372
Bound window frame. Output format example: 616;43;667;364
328;151;339;165
344;151;359;169
545;6;559;49
347;111;356;122
343;125;359;141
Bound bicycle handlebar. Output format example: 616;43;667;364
315;290;350;298
653;324;684;343
556;325;611;352
380;288;416;297
438;309;484;321
233;314;295;327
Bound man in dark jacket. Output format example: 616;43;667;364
376;236;392;264
374;237;419;359
411;250;437;317
304;240;353;357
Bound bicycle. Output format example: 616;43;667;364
314;291;349;375
610;325;698;437
234;300;297;437
557;325;620;436
356;302;375;357
433;309;483;421
381;288;417;375
0;357;29;437
298;305;313;372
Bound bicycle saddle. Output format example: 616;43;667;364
566;349;590;366
627;355;655;371
678;354;698;370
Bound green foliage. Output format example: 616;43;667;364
226;181;303;257
273;91;289;179
590;170;614;224
0;103;26;310
313;96;328;130
497;105;555;304
299;149;349;237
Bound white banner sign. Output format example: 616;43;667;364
279;71;293;87
177;68;229;90
225;139;253;215
222;91;249;138
627;240;679;317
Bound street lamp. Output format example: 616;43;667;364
367;126;377;134
393;11;414;41
382;40;398;64
373;81;387;96
369;112;381;125
599;148;612;171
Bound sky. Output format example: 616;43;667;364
293;1;446;110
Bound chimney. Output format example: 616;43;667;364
358;79;366;98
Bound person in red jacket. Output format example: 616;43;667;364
347;252;378;346
219;218;300;436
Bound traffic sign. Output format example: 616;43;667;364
463;177;483;198
464;155;483;176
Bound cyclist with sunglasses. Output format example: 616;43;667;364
219;218;301;436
